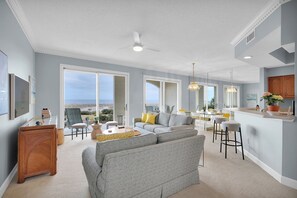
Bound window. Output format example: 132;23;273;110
196;84;218;111
223;85;240;108
63;67;128;132
144;76;181;113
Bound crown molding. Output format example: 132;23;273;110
230;0;291;46
6;0;37;50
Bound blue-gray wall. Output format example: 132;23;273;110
242;83;259;108
35;53;242;127
0;0;35;190
35;53;191;127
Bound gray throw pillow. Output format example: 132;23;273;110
158;112;171;126
168;114;188;126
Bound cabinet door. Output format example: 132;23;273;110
283;75;295;98
268;77;283;95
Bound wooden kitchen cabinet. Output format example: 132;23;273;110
283;75;295;98
18;116;57;183
268;75;295;99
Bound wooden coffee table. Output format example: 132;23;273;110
103;127;141;136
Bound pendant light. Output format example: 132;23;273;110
188;63;200;91
227;70;237;93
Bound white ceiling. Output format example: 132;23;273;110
9;0;273;83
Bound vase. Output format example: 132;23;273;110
267;105;280;112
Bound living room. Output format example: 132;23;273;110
0;0;297;198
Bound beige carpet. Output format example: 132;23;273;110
3;131;297;198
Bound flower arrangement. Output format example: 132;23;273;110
260;92;284;106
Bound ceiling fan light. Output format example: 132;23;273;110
133;44;143;52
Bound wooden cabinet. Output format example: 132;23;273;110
268;75;295;99
18;116;57;183
283;75;295;98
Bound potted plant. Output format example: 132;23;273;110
260;92;284;111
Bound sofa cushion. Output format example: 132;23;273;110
155;130;198;143
169;125;194;131
144;124;164;132
168;114;189;127
157;112;171;126
135;122;147;129
154;127;171;133
96;133;157;166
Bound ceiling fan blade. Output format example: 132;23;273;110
146;47;160;52
133;32;141;44
116;44;131;50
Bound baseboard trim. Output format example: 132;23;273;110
243;149;297;190
0;164;17;197
243;149;282;182
281;176;297;190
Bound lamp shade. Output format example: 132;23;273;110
226;86;237;93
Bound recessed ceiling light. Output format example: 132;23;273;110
243;56;252;59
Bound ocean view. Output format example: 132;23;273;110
65;99;113;105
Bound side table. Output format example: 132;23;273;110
91;123;102;139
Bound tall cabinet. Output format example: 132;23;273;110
18;116;57;183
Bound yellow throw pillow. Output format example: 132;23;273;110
145;113;156;124
141;113;148;122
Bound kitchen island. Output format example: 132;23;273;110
232;109;297;190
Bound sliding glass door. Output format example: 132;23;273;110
64;70;97;125
63;68;127;133
196;84;218;111
144;77;180;114
223;85;240;108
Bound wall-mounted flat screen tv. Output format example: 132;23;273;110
0;51;8;116
9;74;29;119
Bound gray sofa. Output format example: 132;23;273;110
133;113;197;143
82;132;205;198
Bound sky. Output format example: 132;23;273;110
64;71;114;101
146;82;159;103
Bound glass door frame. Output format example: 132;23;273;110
195;82;219;111
223;85;241;109
60;64;129;128
143;75;181;113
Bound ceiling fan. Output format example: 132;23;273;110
128;32;160;52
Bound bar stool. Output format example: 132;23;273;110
220;121;244;160
213;116;227;143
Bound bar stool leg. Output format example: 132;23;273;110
213;121;216;143
71;128;73;140
82;128;84;140
239;127;245;160
220;128;223;152
225;127;228;159
234;131;237;153
215;123;218;140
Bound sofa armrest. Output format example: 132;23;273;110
82;147;102;190
133;117;142;127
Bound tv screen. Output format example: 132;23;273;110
9;74;29;119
